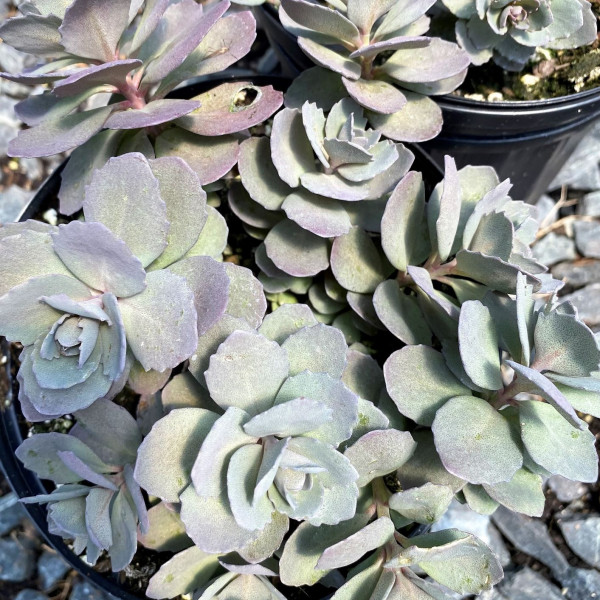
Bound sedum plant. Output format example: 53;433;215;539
278;0;470;142
0;0;283;213
16;400;147;571
0;152;233;420
441;0;598;70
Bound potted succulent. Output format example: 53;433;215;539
1;1;600;600
252;0;600;202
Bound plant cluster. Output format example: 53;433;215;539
1;1;600;600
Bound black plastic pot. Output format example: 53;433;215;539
420;89;600;203
0;75;439;600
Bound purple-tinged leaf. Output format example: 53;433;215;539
372;0;435;40
507;360;585;430
146;546;220;599
302;102;328;167
264;220;330;278
177;83;283;136
433;396;523;485
271;108;315;188
317;517;394;570
147;157;208;270
155;127;239;185
16;432;111;484
347;292;383;330
105;99;201;130
0;13;64;56
20;484;90;505
124;463;149;533
0;230;76;297
346;0;397;34
345;429;416;486
54;60;142;98
59;0;130;62
281;0;360;45
206;331;289;416
367;92;442;142
350;36;430;60
383;37;470;84
129;0;171;54
109;488;138;572
85;488;114;549
218;560;276;577
435;156;461;262
331;227;390;294
160;372;220;413
74;398;141;466
342;77;406;114
52;221;147;298
222;263;267;329
285;67;347;112
142;0;230;84
298;38;361;81
282;190;351;238
0;220;56;240
83;154;169;268
57;451;117;490
119;270;198;372
99;293;127;383
407;265;460;320
9;106;112;158
135;408;219;503
0;69;69;85
59;129;123;216
153;11;257;98
15;91;91;126
258;304;318;344
228;183;282;230
0;274;90;345
381;171;430;271
239;137;292;211
21;0;73;19
302;147;413;201
167;256;229;336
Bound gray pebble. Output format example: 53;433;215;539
559;517;600;569
533;232;577;267
14;591;50;600
560;567;600;600
69;580;115;600
574;221;600;259
552;260;600;289
0;537;35;582
0;492;26;536
499;567;563;600
560;284;600;327
38;549;70;591
534;194;557;226
19;158;44;182
548;475;588;503
15;591;50;600
580;191;600;218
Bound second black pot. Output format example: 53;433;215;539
419;88;600;203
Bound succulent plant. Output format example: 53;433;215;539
0;152;232;419
277;0;470;142
384;273;600;518
441;0;598;70
0;0;283;213
16;399;147;571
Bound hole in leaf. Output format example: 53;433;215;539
231;86;261;112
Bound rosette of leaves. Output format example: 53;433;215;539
134;303;412;557
384;273;600;519
277;0;470;142
329;156;549;346
441;0;597;70
236;97;412;314
16;400;147;571
0;152;232;420
0;0;283;213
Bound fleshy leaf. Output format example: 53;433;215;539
384;345;470;426
52;221;147;298
53;60;142;97
434;156;461;262
258;304;318;344
344;429;416;487
343;77;406;114
519;400;598;482
118;270;198;371
482;468;545;517
105;100;201;130
139;502;191;554
222;264;267;330
432;395;523;485
389;482;454;525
